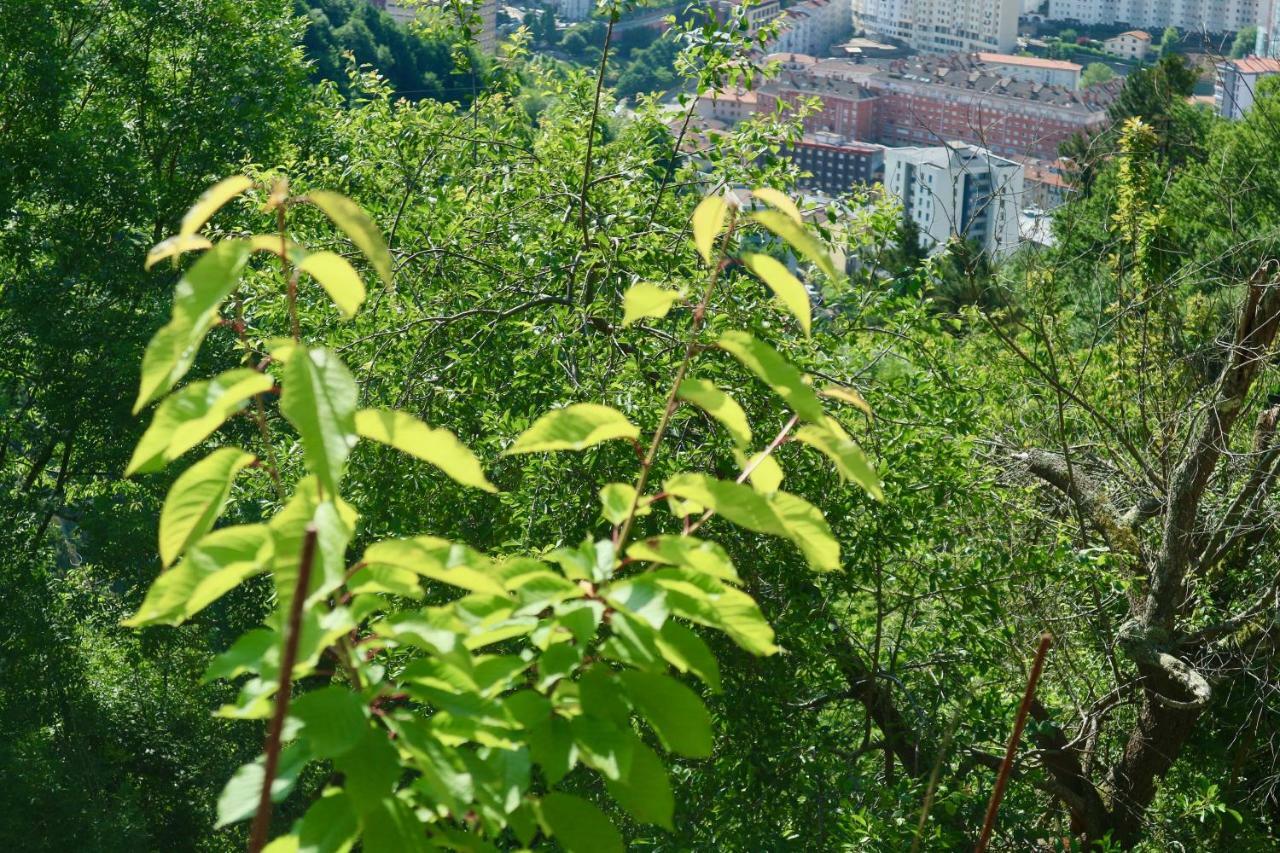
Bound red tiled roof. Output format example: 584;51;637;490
978;53;1081;73
1229;57;1280;74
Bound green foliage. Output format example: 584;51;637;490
1231;25;1258;59
1081;61;1115;87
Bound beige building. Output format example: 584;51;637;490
1103;30;1151;61
977;52;1082;89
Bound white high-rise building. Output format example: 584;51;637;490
855;0;1019;54
1044;0;1259;36
883;142;1025;258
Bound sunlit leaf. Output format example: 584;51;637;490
752;186;802;223
626;535;740;583
740;252;811;336
604;739;674;829
505;403;639;454
736;447;784;494
356;408;497;492
280;347;358;497
145;234;212;270
677;378;751;448
297;251;366;318
655;620;721;691
362;536;504;595
307;190;393;288
158;446;255;567
752;209;841;282
819;384;873;416
598;482;644;525
181;175;252;236
215;740;307;828
621;282;681;327
125;524;273;627
292;686;368;758
794;419;883;499
717;330;826;423
128;369;272;475
134;240;251;412
297;791;358;853
691;193;728;265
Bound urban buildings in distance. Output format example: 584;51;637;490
854;0;1019;54
1215;56;1280;119
1044;0;1256;35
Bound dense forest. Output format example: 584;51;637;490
4;1;1280;850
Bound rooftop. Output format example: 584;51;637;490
874;53;1120;111
1116;30;1151;41
977;52;1082;73
1225;57;1280;74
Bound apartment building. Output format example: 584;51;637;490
1045;0;1258;35
715;0;784;35
1215;56;1280;118
977;52;1082;89
1102;30;1151;60
854;0;1020;54
785;134;887;195
754;69;880;138
883;142;1024;257
772;0;854;56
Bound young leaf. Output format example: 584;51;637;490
215;740;308;828
362;536;505;595
618;670;713;758
355;408;497;492
505;403;639;454
677;378;752;448
297;792;359;853
691;193;728;265
291;686;369;758
134;240;252;412
180;175;252;236
740;252;812;336
794;420;883;500
539;792;624;853
662;473;839;571
603;739;675;829
626;535;740;584
599;482;644;525
269;479;358;609
127;369;272;475
819;384;873;416
307;190;393;288
280;347;358;498
752;209;841;283
717;331;826;423
296;251;366;318
145;234;213;270
158;447;255;567
736;448;785;494
621;282;681;327
752;186;803;224
124;524;273;627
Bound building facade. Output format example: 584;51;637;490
1215;56;1280;118
883;143;1024;257
1102;30;1151;60
716;0;783;35
854;0;1020;54
772;0;854;56
976;52;1082;88
1046;0;1257;35
786;134;887;195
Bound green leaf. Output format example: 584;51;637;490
717;331;826;423
752;186;803;224
677;378;751;448
362;536;504;595
128;369;272;475
752;209;841;282
292;687;368;758
794;419;883;500
740;252;812;336
662;473;839;571
134;240;251;412
655;620;721;692
355;408;496;492
539;792;624;853
619;670;713;758
158;447;255;567
505;403;639;454
598;482;644;525
297;791;358;853
297;251;366;318
215;740;308;828
692;193;729;265
621;282;681;327
181;175;252;236
145;234;212;270
280;347;358;497
605;739;675;829
736;447;784;494
819;384;873;416
270;479;357;609
307;190;393;288
125;524;273;627
626;535;740;584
